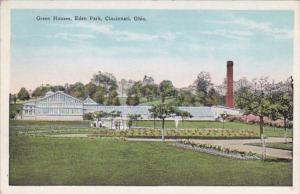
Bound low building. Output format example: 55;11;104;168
22;91;241;121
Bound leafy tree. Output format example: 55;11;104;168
142;84;156;102
32;84;65;97
67;82;85;99
106;90;120;105
126;81;142;105
272;90;293;143
142;75;155;86
51;85;65;92
91;71;118;95
175;90;197;106
92;86;106;104
204;88;221;106
108;111;121;129
126;95;140;106
159;80;174;103
17;87;30;101
194;72;211;95
177;110;192;127
220;112;228;129
32;84;51;97
149;105;159;129
128;114;142;129
149;103;178;142
235;87;274;160
84;82;97;97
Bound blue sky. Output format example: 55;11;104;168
11;10;294;93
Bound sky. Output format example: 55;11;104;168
10;10;294;93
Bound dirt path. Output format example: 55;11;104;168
127;137;293;159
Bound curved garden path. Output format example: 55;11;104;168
126;137;293;159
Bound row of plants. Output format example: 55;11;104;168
176;139;260;160
90;128;259;139
13;127;259;139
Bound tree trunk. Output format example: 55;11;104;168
154;117;156;129
284;117;287;144
222;119;224;129
162;118;165;142
259;116;266;160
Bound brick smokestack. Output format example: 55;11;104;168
226;61;234;108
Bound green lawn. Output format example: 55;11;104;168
10;133;292;186
246;142;293;151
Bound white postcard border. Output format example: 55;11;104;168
1;1;299;194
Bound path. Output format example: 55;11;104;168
127;137;293;159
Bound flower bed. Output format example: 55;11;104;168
90;128;259;139
175;139;260;160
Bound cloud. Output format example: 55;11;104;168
52;32;96;41
199;29;253;40
64;23;177;42
206;17;293;40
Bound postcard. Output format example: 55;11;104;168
0;1;299;194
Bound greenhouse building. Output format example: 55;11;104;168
22;91;241;121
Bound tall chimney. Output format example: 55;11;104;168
226;61;234;108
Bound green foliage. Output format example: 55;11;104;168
83;113;94;120
175;90;197;106
67;82;85;99
84;82;97;97
205;88;221;106
17;87;30;101
32;84;65;97
126;95;140;105
159;80;174;103
128;114;142;129
92;86;106;104
90;71;118;94
106;90;120;105
194;72;212;95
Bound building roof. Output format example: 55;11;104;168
83;96;98;105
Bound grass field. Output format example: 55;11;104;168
9;134;292;186
246;142;293;151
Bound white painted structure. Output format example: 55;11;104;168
22;91;242;121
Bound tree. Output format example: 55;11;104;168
175;90;197;106
128;114;142;129
91;71;118;95
149;105;159;129
159;80;174;103
271;79;293;143
194;72;212;95
220;112;228;129
235;86;274;160
93;86;106;104
205;88;221;106
106;90;120;105
17;87;30;101
108;111;121;129
32;84;51;97
84;82;97;97
149;103;178;142
177;110;192;128
67;82;85;99
126;95;140;106
126;81;142;105
142;75;155;86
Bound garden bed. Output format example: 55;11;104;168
175;140;261;160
